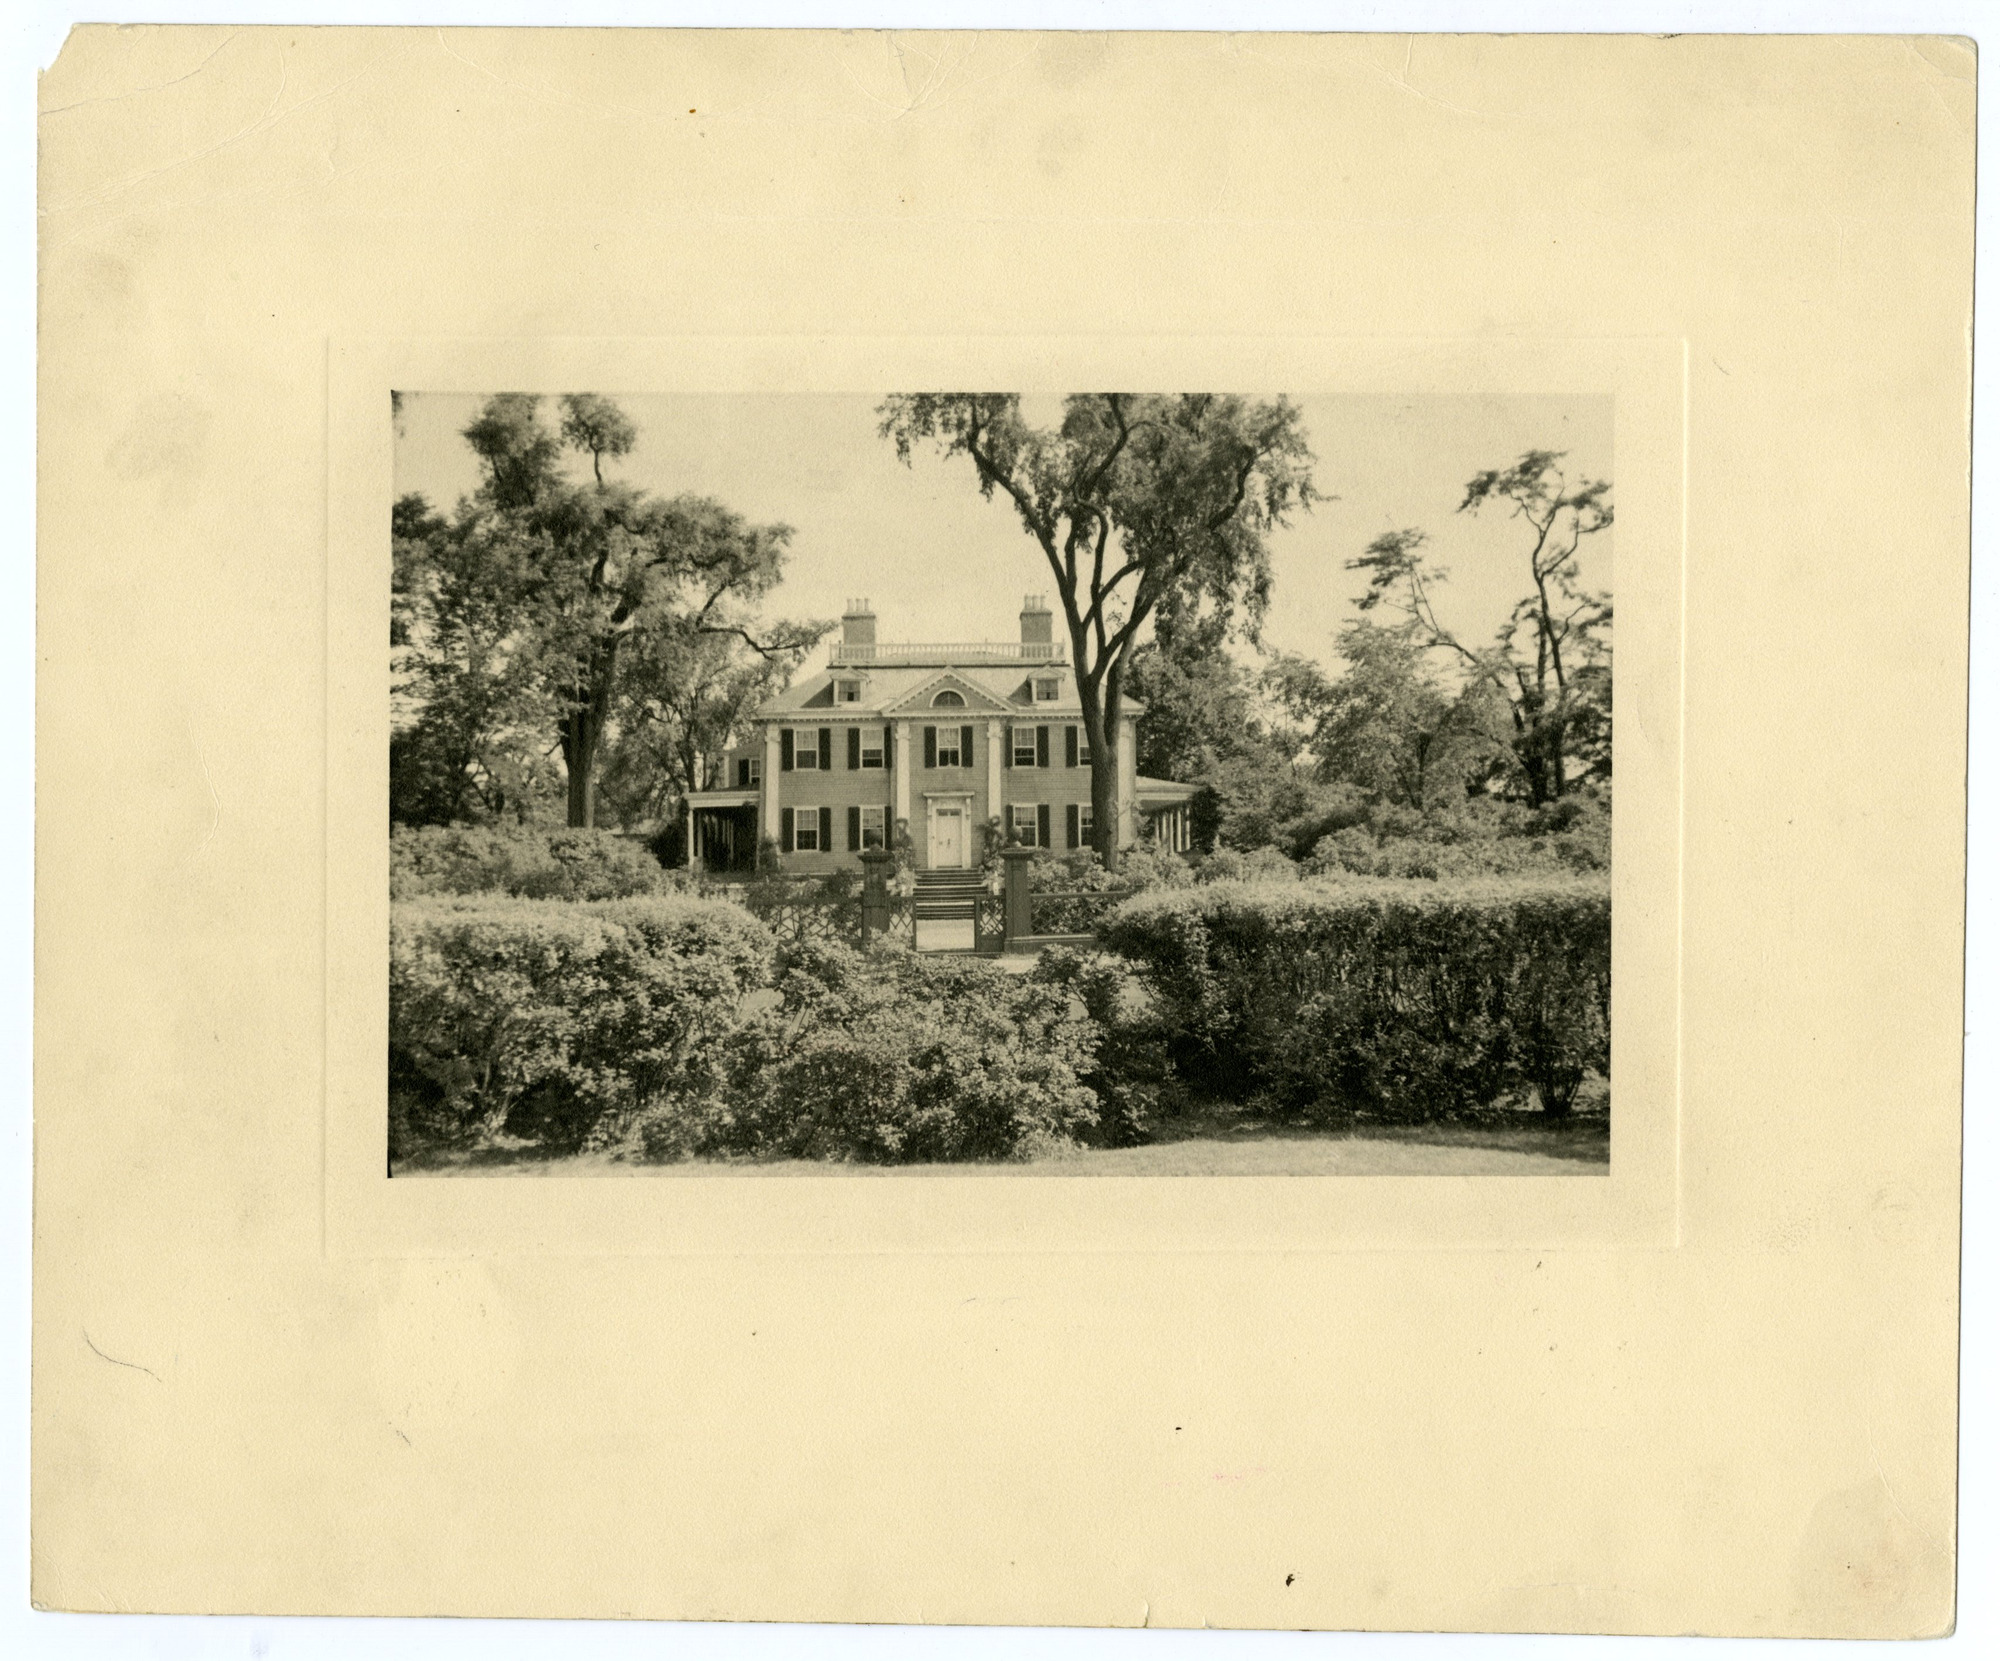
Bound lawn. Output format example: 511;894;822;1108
399;1105;1608;1178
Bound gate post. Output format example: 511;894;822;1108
1001;845;1036;949
858;848;893;942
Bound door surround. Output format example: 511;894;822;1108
923;792;976;869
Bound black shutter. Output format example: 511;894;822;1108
1036;725;1049;768
847;727;860;769
960;725;974;769
1065;726;1078;768
819;806;833;852
847;805;861;851
736;757;749;788
1004;725;1014;768
780;729;794;772
1066;803;1080;849
1037;803;1051;849
819;728;832;770
924;726;937;769
780;808;794;852
884;726;894;768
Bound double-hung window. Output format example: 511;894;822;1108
859;728;884;768
793;811;820;851
860;805;886;849
1034;678;1060;702
1012;728;1038;767
793;728;821;769
1079;803;1095;845
1009;804;1039;848
935;729;962;767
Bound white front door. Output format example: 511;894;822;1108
929;804;966;869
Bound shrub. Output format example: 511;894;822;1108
390;823;679;902
1293;790;1612;882
388;893;772;1162
1195;845;1300;885
668;939;1101;1163
1113;842;1196;892
1099;876;1610;1120
1029;946;1175;1145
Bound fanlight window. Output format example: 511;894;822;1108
931;689;966;707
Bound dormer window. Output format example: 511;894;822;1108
931;689;965;707
837;679;863;704
1034;678;1060;702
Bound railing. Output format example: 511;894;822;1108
830;641;1065;667
1027;886;1131;940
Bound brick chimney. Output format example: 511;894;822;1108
1019;593;1053;646
841;597;876;647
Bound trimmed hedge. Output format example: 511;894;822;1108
1029;946;1175;1146
1099;876;1610;1119
388;893;771;1160
390;823;679;902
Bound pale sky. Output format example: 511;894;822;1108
394;392;1613;672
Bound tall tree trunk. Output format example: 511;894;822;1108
1084;680;1122;871
559;645;621;829
562;710;600;828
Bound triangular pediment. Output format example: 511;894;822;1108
879;669;1016;717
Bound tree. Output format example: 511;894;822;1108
878;394;1317;867
401;394;825;827
1349;451;1611;805
1266;621;1504;812
596;619;827;827
391;492;560;824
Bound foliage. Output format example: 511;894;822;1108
1029;946;1176;1145
1350;452;1612;805
389;823;682;901
1099;875;1610;1120
395;393;828;830
1193;845;1301;885
660;940;1102;1164
879;392;1318;867
1017;846;1134;935
391;492;563;826
1265;621;1507;811
596;628;815;827
1120;622;1317;855
388;894;773;1162
1115;841;1198;892
1289;791;1610;879
731;870;864;948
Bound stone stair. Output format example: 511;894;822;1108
912;867;986;922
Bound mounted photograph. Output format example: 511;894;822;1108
387;390;1613;1177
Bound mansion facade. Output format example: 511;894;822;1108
684;597;1197;872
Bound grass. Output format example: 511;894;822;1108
396;1101;1608;1178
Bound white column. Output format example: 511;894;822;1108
762;725;782;844
894;720;912;832
986;720;1003;835
1117;716;1139;848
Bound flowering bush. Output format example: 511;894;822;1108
388;893;771;1161
390;823;681;901
657;940;1101;1163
